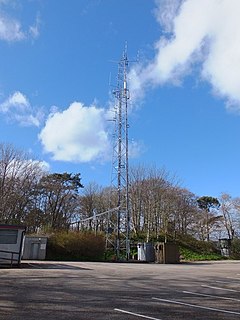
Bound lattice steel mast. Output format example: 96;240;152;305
110;47;130;260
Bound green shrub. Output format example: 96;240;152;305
176;233;219;254
175;233;224;261
230;238;240;259
180;246;223;261
46;231;105;261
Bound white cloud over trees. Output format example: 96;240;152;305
39;102;111;163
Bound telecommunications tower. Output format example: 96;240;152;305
110;47;130;260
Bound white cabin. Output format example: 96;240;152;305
0;225;26;266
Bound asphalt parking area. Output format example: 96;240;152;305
1;260;240;319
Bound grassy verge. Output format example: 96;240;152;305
180;246;224;261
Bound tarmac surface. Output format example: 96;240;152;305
1;260;240;319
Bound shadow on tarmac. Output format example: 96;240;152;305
0;262;92;270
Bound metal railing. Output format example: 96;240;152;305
0;249;20;267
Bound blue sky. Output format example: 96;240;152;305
0;0;240;198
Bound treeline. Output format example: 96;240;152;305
0;143;83;232
79;167;240;242
0;143;240;243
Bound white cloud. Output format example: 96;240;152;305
31;159;50;173
29;14;41;39
130;0;240;109
6;158;50;179
14;112;43;127
0;91;44;127
39;102;111;163
0;91;30;112
129;140;145;159
0;14;25;41
153;0;182;33
0;3;40;42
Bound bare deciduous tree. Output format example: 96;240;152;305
0;143;46;224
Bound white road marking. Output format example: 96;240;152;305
201;285;238;292
152;298;240;315
114;308;162;320
183;290;240;302
227;277;240;281
215;280;231;284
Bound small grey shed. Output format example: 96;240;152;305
23;236;47;260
